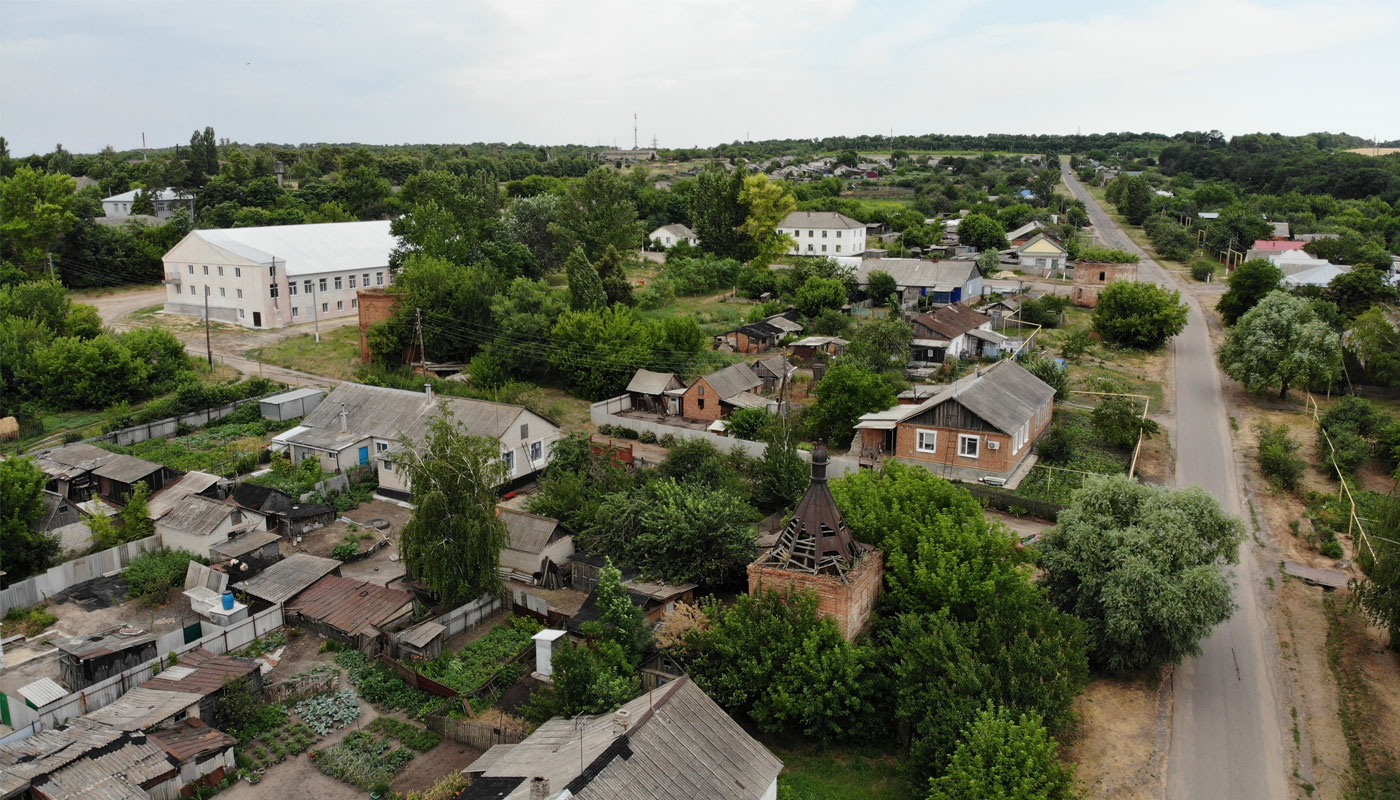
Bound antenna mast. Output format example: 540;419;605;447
633;112;638;150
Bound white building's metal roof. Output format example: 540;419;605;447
168;221;395;277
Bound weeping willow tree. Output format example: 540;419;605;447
394;408;508;605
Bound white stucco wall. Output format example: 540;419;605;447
783;226;866;256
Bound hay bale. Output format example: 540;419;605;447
0;416;19;441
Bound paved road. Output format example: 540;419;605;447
87;286;342;389
1062;167;1288;800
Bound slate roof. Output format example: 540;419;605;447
913;303;992;339
283;575;413;638
148;472;222;519
34;442;123;480
652;223;696;239
626;369;681;395
34;490;81;532
856;359;1055;436
696;363;762;401
500;509;565;554
230;483;334;520
461;677;781;800
89;453;166;485
156;495;248;537
148;718;236;762
854;258;980;290
752;354;793;382
209;529;283;560
81;687;203;731
782;210;866;230
18;677;69;708
283;382;542;454
1005;220;1048;240
56;627;157;661
233;552;340;604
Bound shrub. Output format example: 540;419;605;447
1319;539;1344;559
125;549;203;605
1322;395;1380;438
639;430;657;444
1256;424;1305;490
1190;259;1216;282
1321;428;1369;477
1037;423;1078;463
1022;357;1068;401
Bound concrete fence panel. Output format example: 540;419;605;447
0;535;162;617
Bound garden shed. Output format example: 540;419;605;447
259;388;325;422
56;626;158;690
283;575;414;654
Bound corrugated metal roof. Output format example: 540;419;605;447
209;529;282;560
751;354;792;381
34;442;120;480
147;472;222;519
148;718;237;762
726;391;770;410
18;677;69;708
0;722;125;796
90;453;165;484
697;363;761;401
56;627;157;660
626;369;681;395
782;210;866;230
81;687;202;731
171;221;395;277
500;509;564;554
33;756;151;800
233;552;340;603
157;494;259;538
283;382;536;453
914;303;991;338
104;188;188;203
397;619;446;649
261;387;324;404
142;648;260;698
284;575;413;638
856;258;980;291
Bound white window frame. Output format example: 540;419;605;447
334;276;343;290
958;434;980;458
376;441;389;453
529;440;543;461
321;302;328;312
234;267;241;278
236;288;243;299
289;283;297;296
319;278;328;292
916;429;937;453
501;450;515;473
336;300;343;310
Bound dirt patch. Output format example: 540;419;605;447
390;739;483;795
292;499;411;586
264;628;333;681
496;674;547;718
1065;675;1168;800
504;580;588;618
1271;576;1351;797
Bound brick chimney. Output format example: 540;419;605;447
529;777;550;799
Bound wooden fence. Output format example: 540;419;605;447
378;656;460;698
264;670;340;704
959;483;1063;522
0;535;162;617
424;713;529;750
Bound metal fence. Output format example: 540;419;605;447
959;483;1064;522
0;535;162;617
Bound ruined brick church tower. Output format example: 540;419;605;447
747;446;882;640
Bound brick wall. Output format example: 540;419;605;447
681;378;722;422
894;423;1019;474
356;289;399;362
747;549;883;641
1072;262;1138;308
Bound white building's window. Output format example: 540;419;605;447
189;285;196;295
334;276;343;290
269;283;279;299
202;265;208;275
520;423;529;439
363;273;370;287
376;442;389;452
236;289;243;299
239;308;245;319
219;287;226;297
304;280;312;294
349;276;357;288
958;434;980;458
268;265;276;277
822;245;827;252
321;302;328;312
187;264;193;274
822;230;828;238
336;300;343;310
351;299;357;309
319;278;327;292
235;267;241;278
217;266;224;276
808;230;814;237
836;246;842;253
376;272;384;285
501;451;514;472
916;430;937;453
530;440;543;461
836;231;843;238
292;307;299;317
289;283;297;296
807;244;814;252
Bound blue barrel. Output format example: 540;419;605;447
221;591;235;610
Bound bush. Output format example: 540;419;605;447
1319;539;1344;559
1092;281;1188;349
1022;357;1068;401
125;549;203;604
639;430;657;444
1037;423;1078;463
1256;424;1305;491
1321;427;1369;477
1323;395;1380;438
1190;259;1216;282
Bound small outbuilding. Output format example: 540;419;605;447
56;626;158;691
625;369;684;414
231;483;336;537
283;575;415;653
498;509;574;589
155;495;266;560
233;552;341;607
259;388;325;421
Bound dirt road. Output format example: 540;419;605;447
1063;166;1288;800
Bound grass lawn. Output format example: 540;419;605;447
245;326;362;381
764;738;908;800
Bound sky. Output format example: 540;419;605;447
2;0;1398;157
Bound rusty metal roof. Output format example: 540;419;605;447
142;648;260;698
148;718;236;762
284;575;414;638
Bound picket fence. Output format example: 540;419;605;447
0;535;162;617
0;606;284;744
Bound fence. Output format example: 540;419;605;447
0;605;284;743
0;535;162;617
264;670;339;704
93;394;276;448
378;656;460;698
960;482;1064;522
1305;394;1378;561
424;712;529;750
433;594;503;640
589;395;863;478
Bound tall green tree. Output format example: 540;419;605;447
565;248;608;311
394;409;508;605
1120;175;1154;225
592;558;652;667
926;705;1078;800
805;362;899;446
844;317;914;374
1353;497;1400;650
1345;305;1400;388
0;457;58;584
1326;266;1400;320
1218;290;1342;399
1090;395;1159;449
957;212;1009;252
865;269;898;302
738;173;796;268
793;275;848;318
689;163;753;261
1091;281;1188;349
552;167;644;261
1038;474;1244;675
0;166;78;266
1216;259;1283;325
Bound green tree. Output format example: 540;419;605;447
1059;327;1093;362
548;306;705;399
836;149;860;168
1345;305;1400;388
793;275;848;318
1120;175;1154;225
591;558;651;667
957;212;1009;252
739;174;796;268
188;127;219;185
118;481;155;540
394;409;508;605
866;269;898;302
1353;498;1400;649
844;317;914;374
726;407;775;441
1022;357;1068;400
1217;259;1283;325
0;457;58;583
539;638;638;718
0;166;78;266
689;164;753;261
976;250;1001;274
1038;475;1244;675
805;308;850;337
1091;281;1188;349
927;705;1078;800
593;245;635;306
1256;423;1305;490
372;255;499;365
1218;291;1342;399
552;167;644;261
1326;266;1400;320
805;362;899;445
756;421;808;512
1205;204;1272;256
130;188;156;216
580;479;756;585
565;248;608;311
1090;395;1158;449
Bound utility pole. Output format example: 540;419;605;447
203;287;213;367
415;308;427;374
633;112;638;150
310;276;320;343
45;253;54;281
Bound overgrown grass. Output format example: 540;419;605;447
1323;595;1400;800
245;325;362;381
411;616;542;697
766;738;908;800
1018;409;1131;505
97;406;298;476
1;605;59;638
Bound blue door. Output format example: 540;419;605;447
358;446;369;465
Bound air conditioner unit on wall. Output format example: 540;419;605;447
987;441;1000;450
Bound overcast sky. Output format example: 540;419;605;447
3;0;1398;157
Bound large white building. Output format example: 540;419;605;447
102;188;195;220
780;211;867;256
161;221;396;329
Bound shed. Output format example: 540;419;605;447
82;686;203;731
18;677;68;710
283;575;415;653
90;453;175;502
230;483;336;537
147;471;225;519
259;388;326;422
142;648;263;721
625;369;683;414
56;627;158;690
498;509;574;589
751;354;794;394
394;619;447;660
233;552;341;606
209;529;283;565
154;495;265;559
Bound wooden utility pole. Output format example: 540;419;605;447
203;287;213;367
415;308;427;374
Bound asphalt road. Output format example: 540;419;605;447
89;285;340;390
1062;168;1288;799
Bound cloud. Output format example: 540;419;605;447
1;0;1396;155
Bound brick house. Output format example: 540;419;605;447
910;303;1007;364
680;363;766;423
748;447;881;641
1072;260;1139;308
852;359;1055;483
